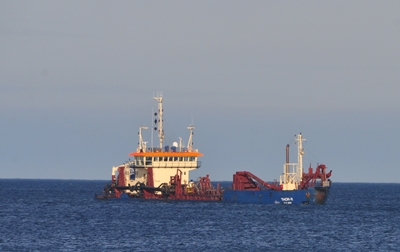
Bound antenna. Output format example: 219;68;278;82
138;126;148;152
187;125;195;151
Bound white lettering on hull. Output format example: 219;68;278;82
281;197;293;204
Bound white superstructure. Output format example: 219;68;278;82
111;95;203;192
280;133;305;190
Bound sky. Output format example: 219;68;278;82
1;1;400;182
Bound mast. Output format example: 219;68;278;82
296;133;305;181
151;108;154;148
153;95;164;149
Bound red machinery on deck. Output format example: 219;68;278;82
300;164;332;189
166;170;223;201
232;171;281;190
231;164;331;192
98;169;223;201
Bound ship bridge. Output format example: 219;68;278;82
129;148;203;169
112;95;203;190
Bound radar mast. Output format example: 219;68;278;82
153;95;164;149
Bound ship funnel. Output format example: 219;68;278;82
286;144;290;164
285;144;290;174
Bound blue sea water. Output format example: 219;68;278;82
0;180;399;251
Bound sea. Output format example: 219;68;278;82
0;180;399;251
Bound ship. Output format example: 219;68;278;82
96;95;332;204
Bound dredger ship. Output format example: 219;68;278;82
96;96;332;204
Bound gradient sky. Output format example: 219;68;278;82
1;1;400;182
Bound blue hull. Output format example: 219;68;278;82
222;187;329;204
96;187;330;204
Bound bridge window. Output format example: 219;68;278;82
164;157;168;161
179;157;183;161
169;157;173;161
135;156;144;165
184;157;188;161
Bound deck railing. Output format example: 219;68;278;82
144;147;200;153
130;160;202;169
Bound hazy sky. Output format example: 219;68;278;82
1;1;400;182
